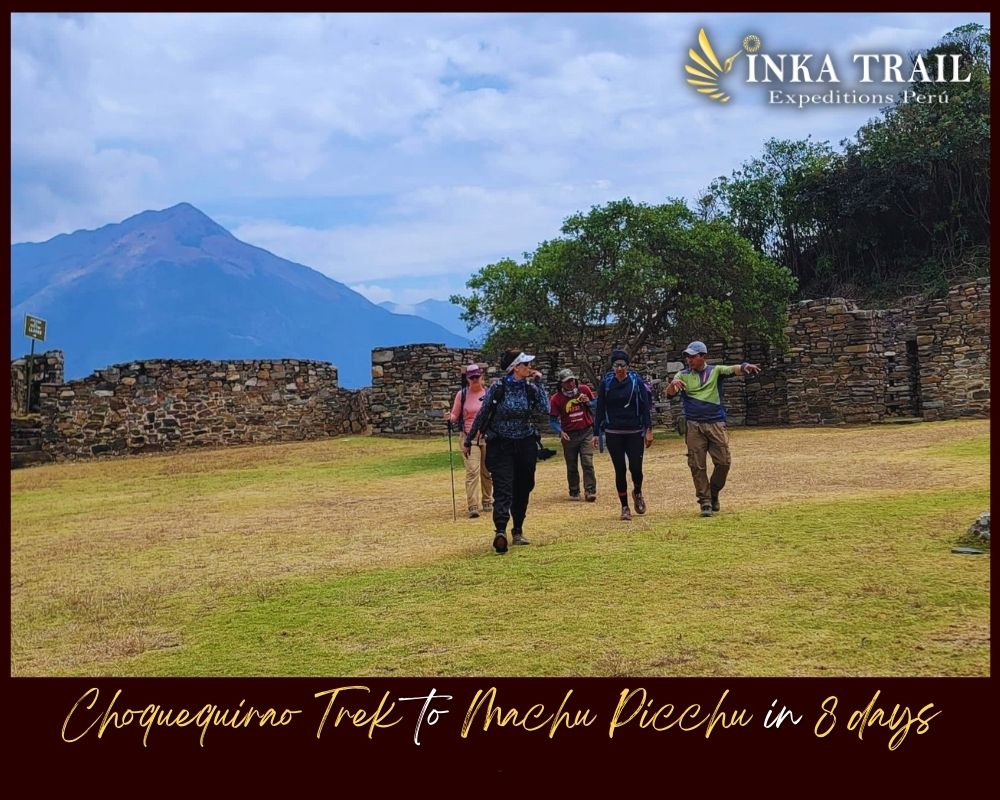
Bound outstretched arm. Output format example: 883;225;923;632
734;362;762;376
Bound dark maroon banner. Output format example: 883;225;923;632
8;677;991;789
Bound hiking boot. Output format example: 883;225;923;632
710;492;720;513
700;504;714;517
620;506;632;521
632;490;647;515
569;492;581;501
493;532;508;554
468;509;480;519
482;502;493;512
512;531;531;545
585;492;597;502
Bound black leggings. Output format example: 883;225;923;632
484;435;538;534
605;432;644;504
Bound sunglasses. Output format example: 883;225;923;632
468;374;482;379
612;361;628;369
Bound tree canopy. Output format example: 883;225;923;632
451;198;796;384
703;23;990;302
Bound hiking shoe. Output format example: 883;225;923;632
512;532;531;545
585;493;597;502
468;509;480;518
493;532;508;554
632;491;647;515
569;492;581;501
710;493;720;513
620;506;632;521
482;502;493;512
700;504;714;517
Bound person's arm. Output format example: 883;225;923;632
530;375;549;416
593;379;605;445
733;361;762;376
642;381;653;432
448;391;462;424
548;393;562;436
666;374;685;397
464;384;495;453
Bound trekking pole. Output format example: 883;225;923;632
446;420;457;521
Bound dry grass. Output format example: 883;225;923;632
10;419;990;676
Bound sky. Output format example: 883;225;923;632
10;12;990;306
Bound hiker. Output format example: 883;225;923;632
593;349;653;521
549;367;597;502
445;363;493;518
464;350;549;554
664;340;761;517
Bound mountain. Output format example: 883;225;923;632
379;298;488;344
10;203;469;388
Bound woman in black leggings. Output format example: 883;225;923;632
593;349;653;520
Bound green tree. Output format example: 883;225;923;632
451;198;796;384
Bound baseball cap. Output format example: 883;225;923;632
683;341;708;356
465;363;483;377
557;368;577;382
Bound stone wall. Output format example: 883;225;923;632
368;281;989;434
11;349;64;416
368;344;502;435
911;280;991;420
9;281;988;462
20;358;367;463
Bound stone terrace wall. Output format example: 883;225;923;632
11;349;64;416
31;358;367;462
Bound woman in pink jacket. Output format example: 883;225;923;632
446;363;494;518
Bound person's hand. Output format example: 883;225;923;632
560;430;570;442
645;429;654;448
743;363;762;376
592;436;600;450
669;378;684;393
529;369;543;380
462;445;471;457
444;410;452;419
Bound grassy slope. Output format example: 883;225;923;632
10;421;990;677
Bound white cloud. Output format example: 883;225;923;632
11;9;990;280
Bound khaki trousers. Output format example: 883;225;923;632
685;420;731;504
463;442;493;512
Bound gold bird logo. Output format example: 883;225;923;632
685;28;743;103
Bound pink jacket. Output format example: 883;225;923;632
450;385;487;435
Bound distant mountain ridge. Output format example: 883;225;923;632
378;297;488;343
10;203;469;388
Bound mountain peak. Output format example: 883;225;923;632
121;202;231;239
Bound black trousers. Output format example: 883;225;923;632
485;435;538;534
605;432;644;503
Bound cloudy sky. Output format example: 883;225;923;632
10;12;989;305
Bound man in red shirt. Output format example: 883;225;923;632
549;368;597;501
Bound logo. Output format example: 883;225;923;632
684;27;971;107
684;28;745;103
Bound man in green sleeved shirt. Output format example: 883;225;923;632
665;341;761;517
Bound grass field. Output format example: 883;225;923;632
10;419;990;677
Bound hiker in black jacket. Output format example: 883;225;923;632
593;349;653;521
464;349;549;554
